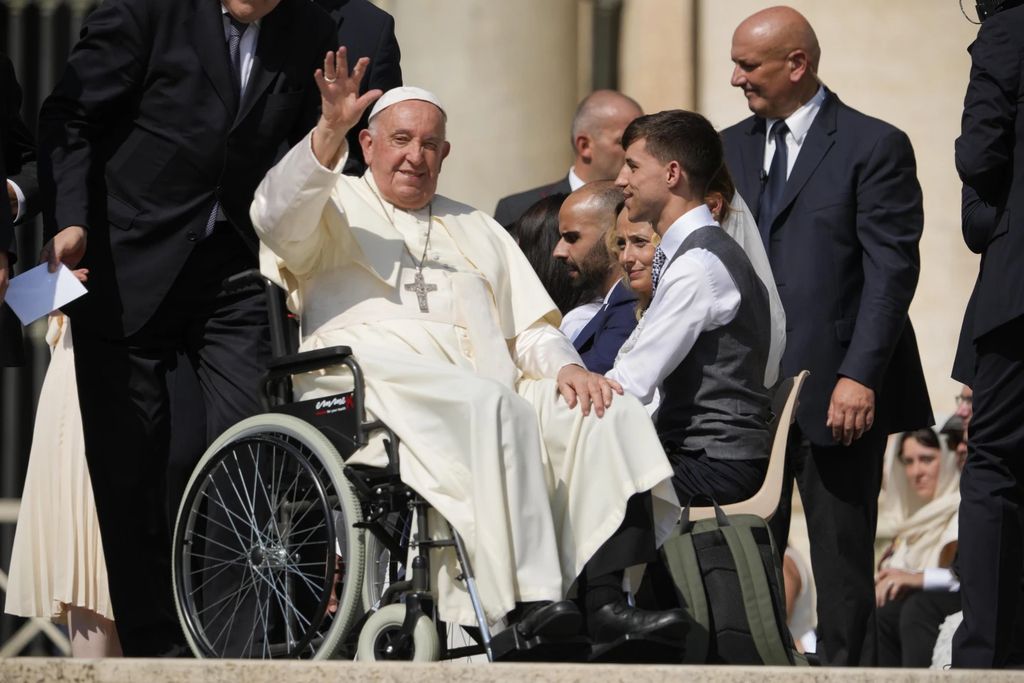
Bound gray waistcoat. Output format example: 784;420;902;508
655;225;772;460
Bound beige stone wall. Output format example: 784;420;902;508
694;0;980;422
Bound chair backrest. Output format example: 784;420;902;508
688;370;809;521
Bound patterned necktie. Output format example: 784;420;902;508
204;17;248;238
650;245;667;296
227;16;246;95
757;120;790;249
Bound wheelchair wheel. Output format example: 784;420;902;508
356;604;440;662
173;413;365;659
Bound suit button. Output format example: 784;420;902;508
186;230;198;242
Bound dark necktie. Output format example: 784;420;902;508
226;16;246;95
204;16;247;238
757;120;789;249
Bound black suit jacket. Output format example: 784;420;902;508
494;176;572;230
314;0;402;175
573;280;638;375
955;5;1024;363
39;0;334;337
1;53;40;367
722;91;932;445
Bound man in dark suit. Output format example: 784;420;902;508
720;6;932;666
952;2;1024;668
315;0;402;175
38;0;336;655
494;90;642;230
0;53;40;367
553;181;637;374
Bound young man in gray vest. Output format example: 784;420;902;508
608;110;772;505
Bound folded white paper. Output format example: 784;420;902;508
5;262;88;325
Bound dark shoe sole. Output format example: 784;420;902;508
589;633;683;663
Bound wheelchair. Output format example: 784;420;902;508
170;271;579;661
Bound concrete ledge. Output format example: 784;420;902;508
1;659;1019;683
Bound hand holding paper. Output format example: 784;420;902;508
5;262;88;325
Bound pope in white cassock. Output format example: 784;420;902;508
250;50;686;646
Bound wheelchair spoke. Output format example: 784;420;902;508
219;459;265;548
249;442;286;544
204;564;259;653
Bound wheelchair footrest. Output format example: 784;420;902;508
588;633;683;664
489;627;590;662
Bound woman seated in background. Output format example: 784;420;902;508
509;193;590;315
875;428;961;667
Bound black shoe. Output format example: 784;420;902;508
514;600;583;639
587;599;689;644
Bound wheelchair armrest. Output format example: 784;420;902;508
264;346;357;388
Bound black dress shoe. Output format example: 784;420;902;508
587;598;689;644
514;600;583;639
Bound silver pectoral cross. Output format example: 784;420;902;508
404;270;438;313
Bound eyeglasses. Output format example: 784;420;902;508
954;394;973;407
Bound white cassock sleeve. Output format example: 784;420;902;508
250;131;347;277
513;322;583;380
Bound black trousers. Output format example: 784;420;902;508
669;449;769;506
877;590;961;667
770;424;887;667
953;317;1024;669
72;228;269;656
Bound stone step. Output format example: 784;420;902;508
0;659;1015;683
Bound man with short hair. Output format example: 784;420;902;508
554;181;637;373
252;70;687;651
494;90;642;229
608;110;773;505
720;6;932;666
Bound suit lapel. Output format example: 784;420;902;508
738;118;766;220
573;281;636;350
771;92;839;229
234;0;294;129
188;0;237;114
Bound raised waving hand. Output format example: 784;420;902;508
311;47;382;168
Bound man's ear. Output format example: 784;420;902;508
787;49;809;83
437;141;452;172
359;128;374;164
665;160;684;191
575;133;593;163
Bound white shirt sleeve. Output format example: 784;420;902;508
514;321;583;379
606;249;740;405
923;568;961;592
7;179;24;223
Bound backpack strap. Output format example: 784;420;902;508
661;528;711;661
719;522;793;665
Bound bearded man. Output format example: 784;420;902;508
251;54;688;651
553;181;637;374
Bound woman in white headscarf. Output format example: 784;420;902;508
874;428;961;667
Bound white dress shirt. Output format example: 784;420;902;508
221;6;260;94
607;204;741;409
560;297;603;341
7;180;24;222
763;85;827;178
567;166;586;192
